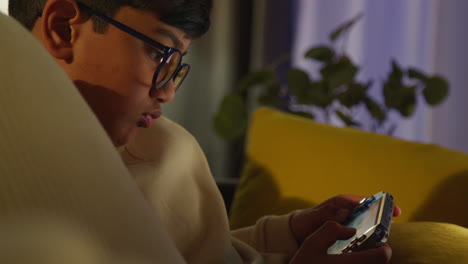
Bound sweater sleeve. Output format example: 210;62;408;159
231;213;299;263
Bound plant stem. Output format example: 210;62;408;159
267;53;291;70
324;107;331;124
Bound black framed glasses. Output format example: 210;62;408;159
77;2;190;92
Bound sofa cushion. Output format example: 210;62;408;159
0;12;184;263
388;222;468;264
230;107;468;229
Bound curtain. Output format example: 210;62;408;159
292;0;468;153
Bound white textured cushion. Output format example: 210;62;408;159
0;12;184;263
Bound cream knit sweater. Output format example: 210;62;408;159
119;117;299;264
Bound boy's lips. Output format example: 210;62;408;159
138;111;162;128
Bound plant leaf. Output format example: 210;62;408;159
335;110;360;127
364;97;386;122
383;61;405;108
313;82;335;107
213;93;248;141
258;94;281;107
397;86;417;117
258;84;282;107
408;68;427;81
383;82;397;108
338;82;368;108
288;69;312;103
423;76;449;105
320;56;359;90
298;81;333;107
391;60;404;81
289;111;315;120
330;13;364;42
304;46;335;62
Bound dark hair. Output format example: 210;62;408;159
8;0;212;39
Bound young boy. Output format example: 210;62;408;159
8;0;398;263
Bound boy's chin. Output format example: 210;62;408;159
111;136;127;148
110;127;138;147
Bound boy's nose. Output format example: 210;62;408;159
149;81;176;103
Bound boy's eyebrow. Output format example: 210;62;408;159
156;28;187;55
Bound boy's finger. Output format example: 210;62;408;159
303;221;356;253
310;205;350;226
339;244;392;264
327;194;401;218
323;195;365;210
393;205;402;217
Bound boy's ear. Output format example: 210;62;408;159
40;0;88;63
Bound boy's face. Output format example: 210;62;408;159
33;1;191;147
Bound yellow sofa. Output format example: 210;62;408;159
230;107;468;263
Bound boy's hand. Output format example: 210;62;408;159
289;221;392;264
290;194;402;244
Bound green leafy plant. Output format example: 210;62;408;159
213;14;449;142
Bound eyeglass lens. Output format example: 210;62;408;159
154;50;182;90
